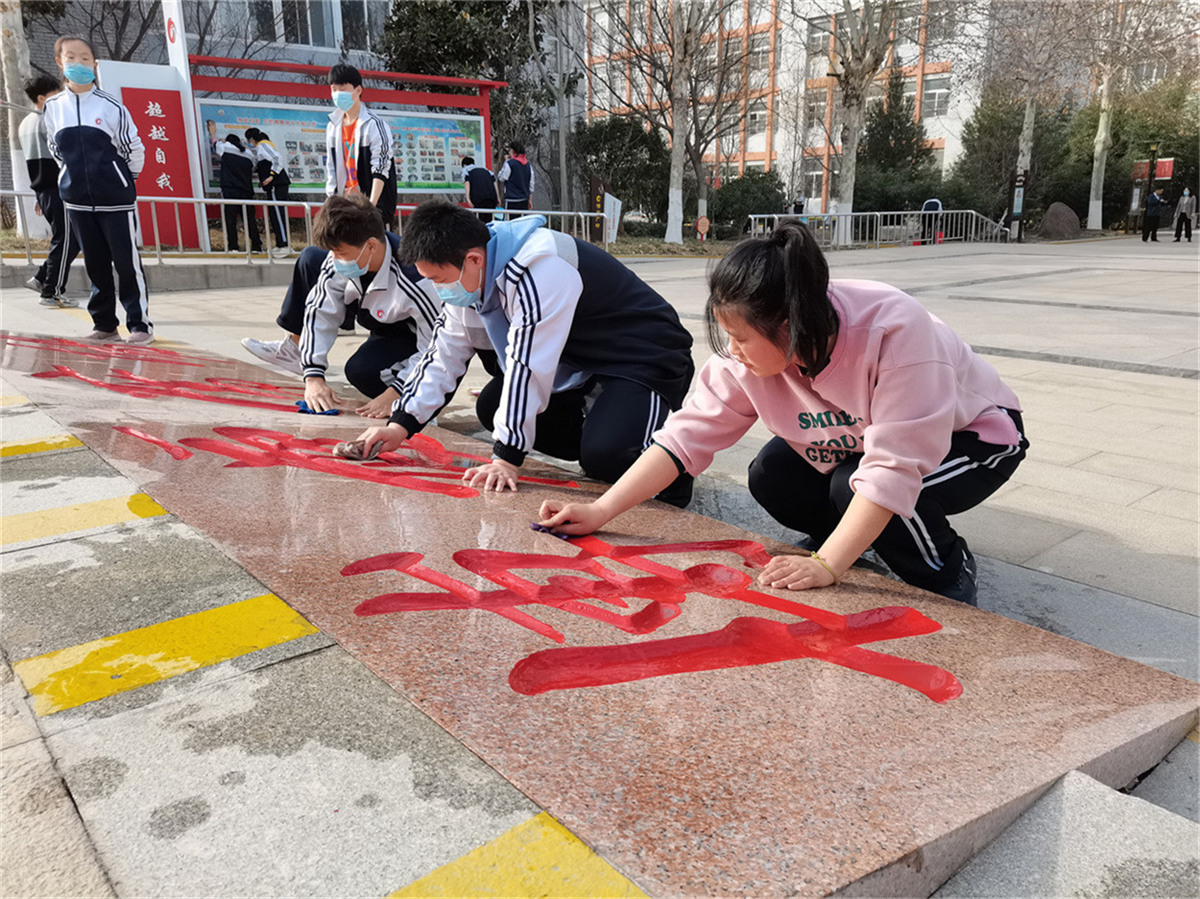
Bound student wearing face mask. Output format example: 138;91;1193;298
42;35;152;344
243;194;442;419
325;64;397;230
354;200;696;505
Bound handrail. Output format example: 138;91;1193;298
1;190;611;264
746;209;1009;249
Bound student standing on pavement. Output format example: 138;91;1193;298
353;200;695;504
245;127;293;258
326;64;397;229
207;122;261;255
539;221;1029;606
1173;188;1195;243
244;194;442;417
461;155;497;223
43;35;153;345
1142;187;1165;242
496;141;534;213
18;74;80;309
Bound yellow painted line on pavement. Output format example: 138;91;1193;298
1187;727;1199;744
0;394;31;407
12;593;318;716
390;811;648;899
1;434;85;457
0;492;167;546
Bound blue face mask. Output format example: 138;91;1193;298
64;64;95;85
332;243;370;279
333;90;356;112
434;272;481;307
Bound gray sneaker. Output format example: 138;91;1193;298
26;275;45;293
39;295;61;307
241;336;304;375
39;294;80;308
83;329;122;342
125;329;155;346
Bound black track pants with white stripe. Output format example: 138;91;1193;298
748;410;1028;592
476;374;679;486
67;208;150;334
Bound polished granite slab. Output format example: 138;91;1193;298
3;330;1197;897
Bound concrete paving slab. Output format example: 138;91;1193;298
934;770;1200;898
1;518;285;661
1132;732;1200;823
1;657;41;750
0;404;85;446
1;450;140;518
1;738;115;899
46;645;539;899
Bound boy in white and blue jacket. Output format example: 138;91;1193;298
354;200;695;506
43;36;152;344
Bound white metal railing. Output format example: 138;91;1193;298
1;190;610;266
747;209;1009;248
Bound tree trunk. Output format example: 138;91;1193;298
664;4;691;244
1016;94;1036;175
1087;69;1113;230
0;1;42;237
835;100;864;246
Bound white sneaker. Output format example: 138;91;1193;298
241;337;304;375
26;276;45;293
125;329;156;346
270;246;294;259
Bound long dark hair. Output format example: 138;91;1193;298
705;221;837;372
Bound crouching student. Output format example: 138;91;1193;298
354;200;696;503
539;221;1029;606
249;193;443;418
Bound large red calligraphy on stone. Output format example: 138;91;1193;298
115;426;581;497
1;333;210;367
33;365;307;412
345;536;963;703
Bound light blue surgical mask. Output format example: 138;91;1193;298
434;273;481;307
332;243;370;279
64;64;95;85
333;90;355;112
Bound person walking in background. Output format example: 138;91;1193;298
43;35;153;344
1173;188;1195;243
245;127;293;258
920;197;943;245
496;141;534;213
18;74;80;308
325;63;397;229
207;122;261;255
1142;187;1165;242
461;155;496;223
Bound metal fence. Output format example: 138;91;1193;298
1;190;610;266
747;209;1009;249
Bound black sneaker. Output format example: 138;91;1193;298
939;542;978;606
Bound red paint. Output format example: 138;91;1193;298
347;538;963;703
113;425;580;499
113;426;193;460
33;366;304;412
0;333;209;366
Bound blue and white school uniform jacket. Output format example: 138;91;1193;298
392;216;695;466
254;139;289;187
43;86;143;212
325;105;396;213
299;232;442;391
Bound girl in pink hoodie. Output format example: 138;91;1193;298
539;221;1028;605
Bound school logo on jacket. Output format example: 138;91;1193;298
95;118;103;125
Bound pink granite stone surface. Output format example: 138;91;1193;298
4;331;1197;897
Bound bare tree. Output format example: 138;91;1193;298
527;0;582;210
1;0;34;230
1080;0;1194;229
582;0;750;243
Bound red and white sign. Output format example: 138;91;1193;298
125;87;200;248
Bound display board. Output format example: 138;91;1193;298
197;99;485;194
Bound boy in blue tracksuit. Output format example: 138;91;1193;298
354;200;695;506
18;74;80;308
43;35;152;344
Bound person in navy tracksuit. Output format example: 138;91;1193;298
43;35;152;344
245;127;293;257
496;141;534;213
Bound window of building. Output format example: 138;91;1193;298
249;0;276;41
1132;59;1167;87
748;31;770;89
925;0;957;50
722;33;745;94
749;0;772;26
744;161;765;173
921;74;951;118
747;98;768;136
865;79;886;115
630;0;647;43
724;0;745;31
610;59;627;106
902;76;917;106
801;156;825;199
806;18;830;57
804;92;827;143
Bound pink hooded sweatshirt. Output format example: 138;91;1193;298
653;280;1022;518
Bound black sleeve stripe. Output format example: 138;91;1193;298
298;257;341;362
398;313;448;406
392;257;439;329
